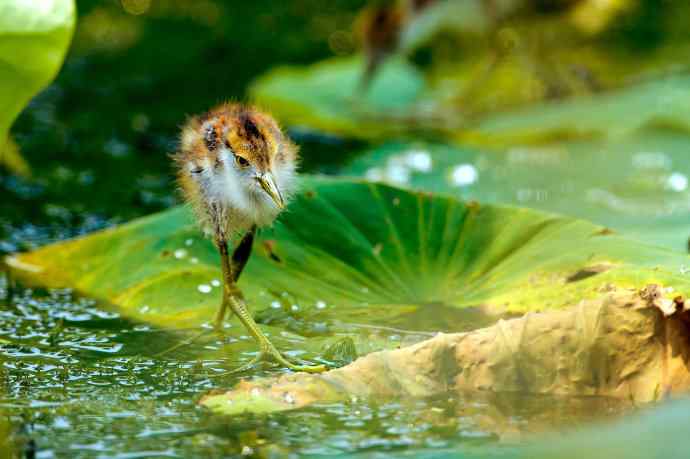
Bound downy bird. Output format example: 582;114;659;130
173;103;326;373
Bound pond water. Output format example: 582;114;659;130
0;278;632;457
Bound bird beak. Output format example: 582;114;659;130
257;172;285;209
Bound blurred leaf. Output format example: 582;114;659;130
250;56;426;140
342;131;690;251
250;51;690;143
468;75;690;145
0;0;75;174
6;177;690;332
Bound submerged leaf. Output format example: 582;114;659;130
6;177;690;332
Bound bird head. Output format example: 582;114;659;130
175;104;298;221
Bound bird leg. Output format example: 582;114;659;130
231;225;256;281
156;228;258;357
213;226;254;327
216;235;326;374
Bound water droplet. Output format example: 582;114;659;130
250;388;261;397
241;445;254;456
365;167;383;181
517;188;549;203
211;279;221;287
189;257;199;264
450;164;478;187
197;284;212;294
185;239;194;246
270;301;282;309
291;304;299;311
315;300;326;310
405;149;432;172
386;164;410;184
173;249;187;259
632;151;671;170
53;416;71;430
284;392;295;404
667;172;688;192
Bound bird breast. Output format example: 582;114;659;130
190;153;295;235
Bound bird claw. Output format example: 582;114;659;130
228;346;327;374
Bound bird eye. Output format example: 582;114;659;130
235;155;250;168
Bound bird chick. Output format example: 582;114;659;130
173;103;325;374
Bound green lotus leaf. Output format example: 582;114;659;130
343;131;690;251
249;56;426;140
6;177;690;333
0;0;75;174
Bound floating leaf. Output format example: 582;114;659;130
6;177;690;333
0;0;75;174
343;132;690;251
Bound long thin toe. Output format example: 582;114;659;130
227;354;267;375
286;362;328;374
264;346;327;373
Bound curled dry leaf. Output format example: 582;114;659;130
201;288;690;415
641;284;688;317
